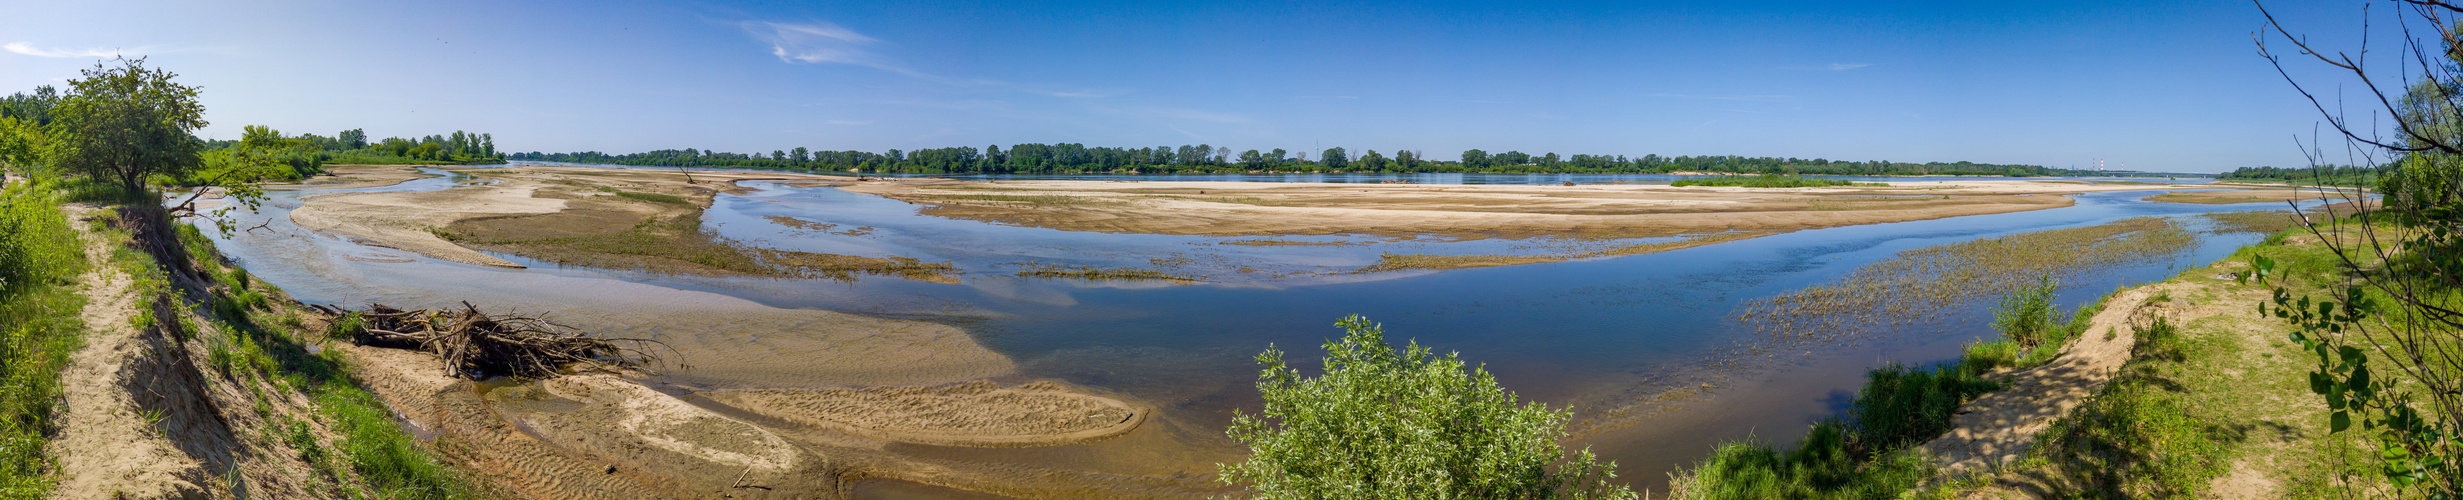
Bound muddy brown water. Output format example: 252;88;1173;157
204;169;2308;497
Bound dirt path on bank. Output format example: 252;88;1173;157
48;205;219;499
1920;286;2158;473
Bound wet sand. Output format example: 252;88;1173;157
838;178;2174;241
704;380;1146;448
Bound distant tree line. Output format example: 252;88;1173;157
209;127;505;165
5;83;503;171
2217;165;2385;187
511;143;2088;177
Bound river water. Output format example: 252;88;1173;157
202;167;2308;495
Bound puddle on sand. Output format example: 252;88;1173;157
200;166;2327;494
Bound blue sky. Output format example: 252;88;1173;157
0;0;2398;172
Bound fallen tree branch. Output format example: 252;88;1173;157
339;302;679;380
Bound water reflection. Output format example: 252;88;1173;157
201;169;2320;492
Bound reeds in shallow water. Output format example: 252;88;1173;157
1736;217;2196;346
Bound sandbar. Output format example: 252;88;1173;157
839;178;2181;241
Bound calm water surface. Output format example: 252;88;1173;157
204;167;2303;493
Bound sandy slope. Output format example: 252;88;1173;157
48;205;217;498
1920;286;2159;472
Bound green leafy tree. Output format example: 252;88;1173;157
1222;315;1635;499
1462;149;1490;170
1357;149;1388;171
1320;147;1349;169
0;117;43;180
170;125;301;235
47;56;208;192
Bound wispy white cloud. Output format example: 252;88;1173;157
6;42;241;59
1650;93;1792;103
742;21;879;65
7;42;127;58
743;21;1008;88
1827;63;1871;71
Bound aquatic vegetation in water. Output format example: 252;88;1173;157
446;212;955;283
1014;263;1202;284
1355;231;1774;273
2199;210;2300;235
1737;217;2195;345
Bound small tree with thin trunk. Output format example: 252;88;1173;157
48;56;207;193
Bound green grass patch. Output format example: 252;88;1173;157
611;190;690;205
2012;318;2241;497
158;197;476;498
0;180;89;499
1670;362;1995;499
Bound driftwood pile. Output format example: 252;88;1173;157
316;302;672;380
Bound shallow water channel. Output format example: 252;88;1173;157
206;167;2306;495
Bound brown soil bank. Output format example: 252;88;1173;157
289;164;957;282
838;178;2176;241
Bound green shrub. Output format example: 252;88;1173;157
0;181;82;297
1221;315;1635;499
1849;363;1999;453
1991;275;2061;348
1672;422;1937;500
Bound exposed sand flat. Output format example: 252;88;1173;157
838;178;2180;241
287;164;853;270
705;380;1146;448
291;178;569;267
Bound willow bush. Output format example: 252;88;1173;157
1221;315;1635;499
